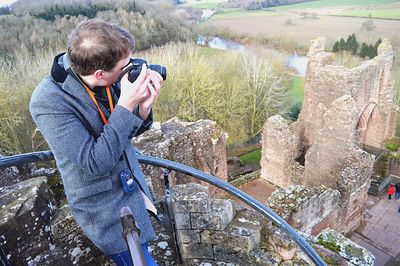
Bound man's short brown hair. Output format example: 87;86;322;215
67;19;135;76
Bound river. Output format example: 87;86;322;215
197;36;309;76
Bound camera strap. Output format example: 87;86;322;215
81;83;113;125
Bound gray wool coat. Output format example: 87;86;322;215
29;54;156;255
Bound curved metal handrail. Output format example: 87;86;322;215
0;151;326;266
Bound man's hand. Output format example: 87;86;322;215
138;70;163;119
117;64;151;113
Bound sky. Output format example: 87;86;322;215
0;0;16;7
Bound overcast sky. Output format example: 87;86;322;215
0;0;16;7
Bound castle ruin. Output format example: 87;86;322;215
261;37;398;234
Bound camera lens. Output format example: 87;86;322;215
149;64;167;81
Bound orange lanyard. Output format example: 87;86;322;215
82;84;114;125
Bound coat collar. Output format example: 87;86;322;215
51;52;111;117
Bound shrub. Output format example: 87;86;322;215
386;143;399;152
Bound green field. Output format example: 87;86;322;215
183;2;220;8
210;9;278;20
197;46;228;56
288;76;304;104
339;8;400;19
269;0;398;10
239;148;262;165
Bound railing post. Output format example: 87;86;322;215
162;169;182;264
0;243;11;266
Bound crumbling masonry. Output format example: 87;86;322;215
261;38;398;235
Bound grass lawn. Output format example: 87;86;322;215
239;148;262;166
269;0;398;10
197;46;228;56
210;9;278;20
183;2;221;9
339;8;400;19
288;76;304;104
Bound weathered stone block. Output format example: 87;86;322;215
48;206;106;265
176;229;201;244
250;248;283;266
172;183;209;213
180;243;213;259
268;228;297;261
174;212;191;230
191;199;234;230
201;230;254;253
133;118;228;198
50;205;80;240
185;259;239;265
224;210;262;252
0;176;55;265
212;245;277;266
317;229;375;265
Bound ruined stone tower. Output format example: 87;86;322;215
261;37;398;234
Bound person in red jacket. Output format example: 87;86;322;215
388;184;395;200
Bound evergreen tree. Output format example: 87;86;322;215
368;44;375;58
332;41;339;52
359;43;369;58
0;6;11;15
374;38;382;53
346;33;359;54
338;38;346;51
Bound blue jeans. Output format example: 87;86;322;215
110;243;157;266
395;192;400;199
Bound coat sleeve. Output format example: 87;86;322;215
113;82;153;138
30;84;145;177
132;106;153;137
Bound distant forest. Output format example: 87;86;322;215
0;0;196;60
0;0;294;154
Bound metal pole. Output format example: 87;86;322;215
0;151;326;265
162;170;182;264
137;155;327;266
120;206;146;266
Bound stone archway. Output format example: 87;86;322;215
357;102;381;147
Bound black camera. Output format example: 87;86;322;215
125;58;167;83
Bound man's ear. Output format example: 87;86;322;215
93;70;104;81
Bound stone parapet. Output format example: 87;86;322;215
171;182;373;265
0;177;56;265
133;117;228;198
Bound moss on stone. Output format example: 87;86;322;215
317;238;341;253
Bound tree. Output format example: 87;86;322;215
359;42;369;58
368;44;376;58
374;38;382;53
332;41;339;52
346;33;359;54
338;38;346;51
241;54;288;138
360;19;376;32
0;6;11;15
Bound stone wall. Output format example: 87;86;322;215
0;118;228;265
171;183;375;265
0;113;378;265
260;37;397;235
133;117;228;198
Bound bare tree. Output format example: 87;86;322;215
241;54;288;138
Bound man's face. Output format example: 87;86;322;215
100;55;131;86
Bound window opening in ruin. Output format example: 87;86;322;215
356;103;380;146
296;145;307;166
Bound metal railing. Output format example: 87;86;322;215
0;151;326;266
